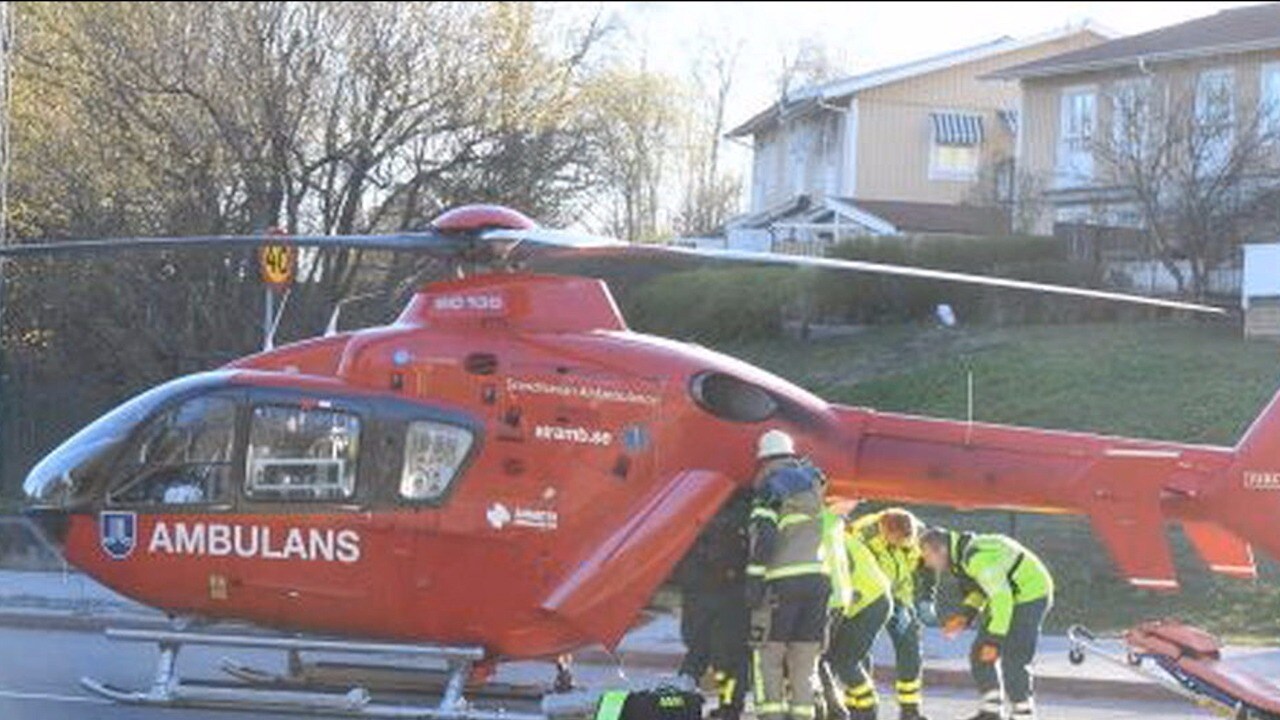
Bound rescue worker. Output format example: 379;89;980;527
746;429;832;720
817;501;853;720
675;488;752;720
824;516;892;720
848;509;937;720
919;528;1054;720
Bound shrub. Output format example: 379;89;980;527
600;235;1155;342
623;267;802;342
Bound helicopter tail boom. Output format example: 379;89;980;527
826;387;1280;590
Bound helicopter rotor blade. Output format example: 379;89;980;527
0;225;1226;315
0;226;623;258
480;227;625;249
597;245;1227;316
0;232;465;257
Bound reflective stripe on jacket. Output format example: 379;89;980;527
951;532;1053;638
821;510;852;609
764;488;825;581
843;532;891;617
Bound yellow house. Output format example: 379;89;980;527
725;24;1108;250
992;2;1280;298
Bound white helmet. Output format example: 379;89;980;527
757;429;796;460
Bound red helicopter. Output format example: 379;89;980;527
14;205;1278;717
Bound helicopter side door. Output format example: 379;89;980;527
230;391;377;631
401;356;663;649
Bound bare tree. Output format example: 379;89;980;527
0;1;626;487
778;37;843;99
585;66;681;243
1094;78;1280;299
674;36;743;237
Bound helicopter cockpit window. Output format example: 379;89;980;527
245;404;360;502
111;396;237;506
400;421;474;502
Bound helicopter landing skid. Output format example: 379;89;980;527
219;657;544;701
80;626;554;720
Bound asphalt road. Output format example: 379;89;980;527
0;625;1215;720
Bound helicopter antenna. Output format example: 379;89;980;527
263;287;292;351
965;369;975;446
324;291;381;337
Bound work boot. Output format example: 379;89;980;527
709;705;742;720
958;689;1004;720
849;709;877;720
1009;698;1035;719
821;702;850;720
899;703;929;720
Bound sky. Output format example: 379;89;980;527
608;2;1262;124
583;1;1265;202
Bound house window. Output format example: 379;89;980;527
932;145;979;178
1109;79;1151;158
1261;63;1280;134
1057;88;1096;185
1195;68;1235;171
928;111;983;180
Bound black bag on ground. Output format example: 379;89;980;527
596;686;704;720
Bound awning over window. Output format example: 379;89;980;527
998;109;1019;136
930;112;984;146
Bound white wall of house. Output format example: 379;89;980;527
1243;243;1280;308
749;111;845;213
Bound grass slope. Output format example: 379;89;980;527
719;321;1280;639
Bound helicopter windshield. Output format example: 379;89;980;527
23;372;234;506
109;395;238;506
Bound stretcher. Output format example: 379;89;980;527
1067;620;1280;719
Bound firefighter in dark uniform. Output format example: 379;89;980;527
747;429;831;720
676;488;752;720
921;528;1054;720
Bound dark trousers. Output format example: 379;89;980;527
886;613;923;706
679;585;750;711
826;595;890;712
971;597;1051;704
754;575;831;720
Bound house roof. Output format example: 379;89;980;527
848;199;1011;236
727;22;1111;139
991;3;1280;80
727;195;1010;237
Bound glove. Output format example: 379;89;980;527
915;600;939;628
888;603;915;635
942;613;971;639
976;639;1001;664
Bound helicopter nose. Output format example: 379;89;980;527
23;505;71;547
